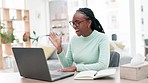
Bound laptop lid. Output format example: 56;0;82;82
12;47;74;82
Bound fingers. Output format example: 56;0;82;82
50;32;56;36
49;32;62;41
49;32;56;41
58;68;70;72
49;32;56;39
58;69;63;72
59;35;62;42
58;66;76;72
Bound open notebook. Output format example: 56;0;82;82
74;68;116;80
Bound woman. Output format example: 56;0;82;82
49;8;110;72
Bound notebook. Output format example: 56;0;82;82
12;47;74;82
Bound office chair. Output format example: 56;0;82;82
109;51;120;67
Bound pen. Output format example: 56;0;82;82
94;71;97;76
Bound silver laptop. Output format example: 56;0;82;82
12;47;74;82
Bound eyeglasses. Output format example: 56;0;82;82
69;19;89;27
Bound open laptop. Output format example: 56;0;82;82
12;47;74;82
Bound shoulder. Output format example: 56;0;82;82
95;31;109;40
93;31;109;45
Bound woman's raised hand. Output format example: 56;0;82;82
49;32;62;54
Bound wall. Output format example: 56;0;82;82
87;0;107;35
26;0;49;45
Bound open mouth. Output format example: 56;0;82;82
76;29;80;32
76;30;79;32
76;30;80;34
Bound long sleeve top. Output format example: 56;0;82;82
58;30;110;71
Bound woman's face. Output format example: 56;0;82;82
71;12;92;37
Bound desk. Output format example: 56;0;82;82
0;69;148;83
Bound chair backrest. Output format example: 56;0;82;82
109;51;120;67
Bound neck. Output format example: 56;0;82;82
82;29;93;37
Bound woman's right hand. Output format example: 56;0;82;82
49;32;62;54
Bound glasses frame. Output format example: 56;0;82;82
69;19;90;27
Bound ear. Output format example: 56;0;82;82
87;20;92;28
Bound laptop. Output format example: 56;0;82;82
12;47;74;82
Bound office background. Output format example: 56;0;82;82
0;0;148;58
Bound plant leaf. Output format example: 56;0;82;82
33;31;36;36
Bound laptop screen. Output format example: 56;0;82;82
12;47;74;82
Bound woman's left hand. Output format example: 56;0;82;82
58;66;76;72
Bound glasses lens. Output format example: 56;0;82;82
69;21;73;26
69;21;79;27
69;19;88;27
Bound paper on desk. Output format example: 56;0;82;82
130;53;145;66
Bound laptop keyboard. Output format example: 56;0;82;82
47;60;62;71
49;64;62;71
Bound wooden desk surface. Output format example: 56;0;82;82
0;69;148;83
0;73;117;83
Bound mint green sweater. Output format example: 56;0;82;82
58;30;110;71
